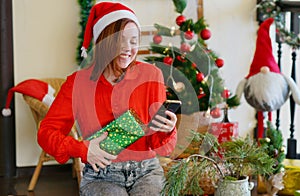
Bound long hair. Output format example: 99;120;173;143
89;19;140;81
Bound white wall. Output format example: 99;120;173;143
13;0;79;166
12;0;299;166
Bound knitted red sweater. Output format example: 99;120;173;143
38;62;177;164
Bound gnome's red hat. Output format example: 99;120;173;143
2;79;55;116
80;2;140;58
246;18;280;79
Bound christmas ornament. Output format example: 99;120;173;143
174;82;185;93
200;29;211;40
176;15;186;26
163;56;173;65
191;62;197;69
184;30;194;40
222;89;230;99
196;72;205;82
176;55;187;62
87;109;145;155
180;42;190;52
210;107;221;118
215;58;224;68
197;89;206;99
235;18;300;138
153;34;162;44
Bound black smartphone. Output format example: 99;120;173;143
148;100;182;128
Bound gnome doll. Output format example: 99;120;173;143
235;18;300;138
2;79;55;116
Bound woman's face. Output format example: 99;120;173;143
116;22;139;69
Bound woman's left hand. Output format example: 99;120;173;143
149;110;177;133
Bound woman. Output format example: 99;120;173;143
38;2;177;196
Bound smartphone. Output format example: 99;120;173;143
148;100;182;128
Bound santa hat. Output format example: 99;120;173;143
246;18;280;79
81;2;140;58
2;79;55;117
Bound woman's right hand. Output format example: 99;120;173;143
87;132;117;172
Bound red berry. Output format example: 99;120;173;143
200;29;211;40
176;15;186;26
184;30;194;40
211;107;221;118
191;62;197;69
180;42;190;52
176;55;187;62
222;89;230;99
196;72;205;82
215;58;224;68
163;56;173;65
153;34;162;44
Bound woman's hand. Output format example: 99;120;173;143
86;132;117;172
149;110;177;133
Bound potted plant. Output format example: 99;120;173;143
161;132;276;196
257;121;285;196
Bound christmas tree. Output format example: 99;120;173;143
144;0;239;115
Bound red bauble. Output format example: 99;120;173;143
153;34;162;44
180;42;190;52
196;72;205;82
222;89;230;99
211;107;221;118
200;29;211;40
176;15;186;26
163;56;173;65
215;58;224;68
184;30;194;40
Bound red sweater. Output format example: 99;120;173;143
38;62;177;164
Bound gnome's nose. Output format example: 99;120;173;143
260;66;270;74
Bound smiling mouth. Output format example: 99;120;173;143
119;53;131;59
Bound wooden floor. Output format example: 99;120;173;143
0;164;275;196
0;164;79;196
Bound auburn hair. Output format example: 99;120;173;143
89;19;140;81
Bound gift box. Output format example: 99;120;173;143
87;109;145;155
278;159;300;195
209;122;238;143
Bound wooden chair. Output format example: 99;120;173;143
22;78;82;191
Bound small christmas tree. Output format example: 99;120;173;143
144;0;239;115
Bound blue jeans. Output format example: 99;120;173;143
80;157;164;196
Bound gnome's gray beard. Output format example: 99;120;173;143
244;72;290;111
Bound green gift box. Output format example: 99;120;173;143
86;109;145;155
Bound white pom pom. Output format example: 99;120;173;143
81;47;88;58
2;108;11;116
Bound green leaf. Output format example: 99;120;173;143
172;0;187;14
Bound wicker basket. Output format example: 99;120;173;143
170;112;210;159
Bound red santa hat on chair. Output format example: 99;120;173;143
80;1;140;58
2;79;55;116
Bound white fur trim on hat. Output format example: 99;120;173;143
42;84;55;106
93;10;140;43
2;108;11;116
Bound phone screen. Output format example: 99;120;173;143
148;100;182;128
